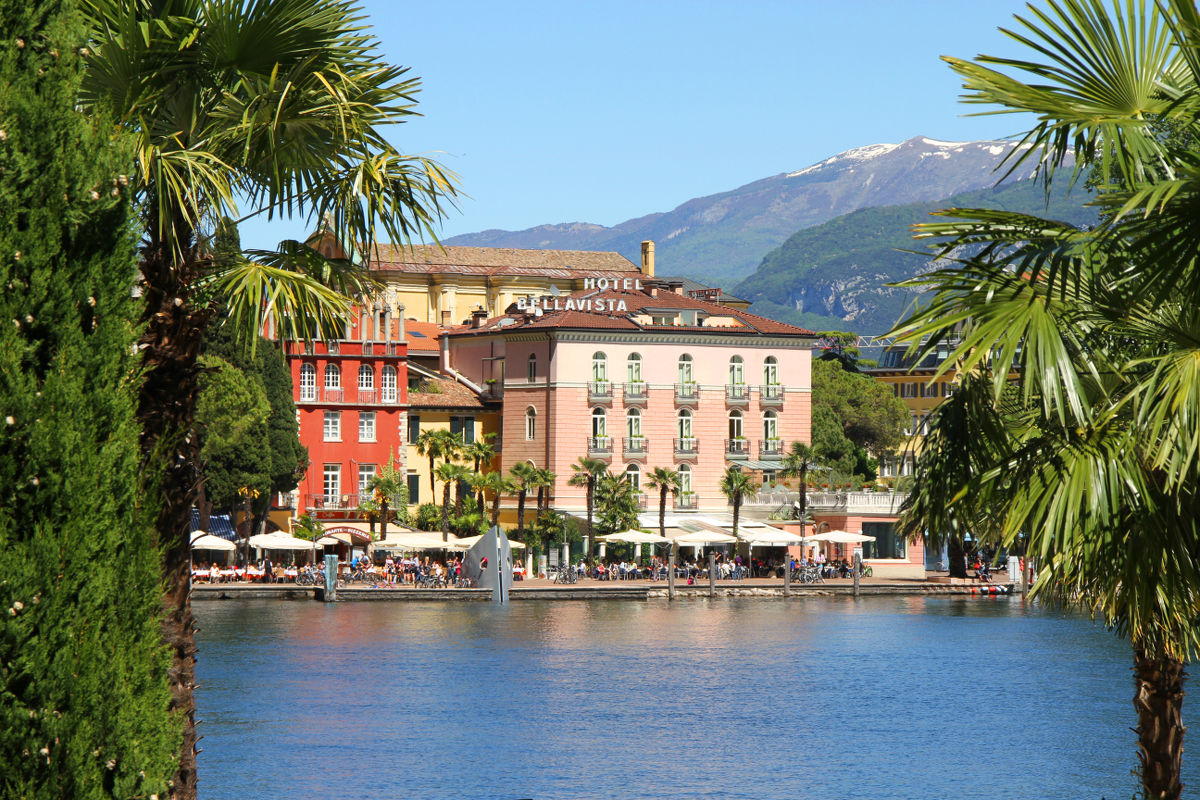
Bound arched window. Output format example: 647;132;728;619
763;410;779;444
299;363;317;401
591;352;607;382
525;406;536;440
626;406;642;438
729;355;744;385
763;355;778;386
591;407;607;438
527;353;537;382
677;408;693;439
678;353;694;385
728;409;743;439
627;352;643;383
324;363;341;389
678;463;693;494
358;364;374;391
625;464;640;491
380;366;397;403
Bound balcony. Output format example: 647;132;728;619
588;381;613;404
725;439;750;458
588;436;613;457
759;438;783;457
623;436;648;458
323;387;344;403
357;389;377;404
726;384;749;406
674;493;699;510
624;381;648;404
635;493;649;510
760;384;784;406
675;382;700;405
674;437;699;458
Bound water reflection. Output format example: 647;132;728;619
194;597;1184;800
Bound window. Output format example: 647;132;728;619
407;415;420;445
900;382;917;398
763;356;778;386
322;464;341;505
450;415;476;444
678;353;694;385
323;411;341;441
921;381;939;398
626;407;642;438
728;409;743;439
678;463;693;494
863;521;907;560
627;353;643;383
942;381;954;397
763;410;778;442
358;364;374;391
729;355;744;385
358;463;377;495
677;408;693;439
527;353;537;382
299;363;317;401
591;407;607;438
406;473;420;502
525;406;536;440
358;411;376;442
905;414;918;436
625;464;640;490
762;469;777;486
381;366;397;403
324;363;341;390
591;352;607;382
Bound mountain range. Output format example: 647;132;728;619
446;136;1058;285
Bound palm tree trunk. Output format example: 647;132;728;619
659;486;667;540
586;480;595;561
379;500;388;541
440;481;451;540
1133;644;1187;800
516;489;527;536
948;536;968;579
136;244;211;800
491;491;502;527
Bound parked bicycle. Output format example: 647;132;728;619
553;564;578;584
294;565;324;586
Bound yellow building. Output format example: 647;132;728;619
864;346;956;477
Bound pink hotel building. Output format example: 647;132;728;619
445;280;815;513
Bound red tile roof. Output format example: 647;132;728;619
369;244;638;278
402;320;445;352
406;374;486;409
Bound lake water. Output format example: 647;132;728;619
193;596;1192;799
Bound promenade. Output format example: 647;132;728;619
193;574;1016;601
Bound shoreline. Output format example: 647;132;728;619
192;579;1016;602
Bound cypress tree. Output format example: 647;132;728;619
0;1;180;797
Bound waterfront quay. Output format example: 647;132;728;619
193;574;1014;601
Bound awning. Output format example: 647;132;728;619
190;509;237;542
319;523;374;545
736;459;784;470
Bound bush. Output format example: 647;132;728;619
416;503;441;531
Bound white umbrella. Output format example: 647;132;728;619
249;532;314;550
455;534;523;550
314;535;340;546
738;527;805;546
807;530;876;544
378;532;469;550
599;530;670;544
672;530;737;545
190;533;235;551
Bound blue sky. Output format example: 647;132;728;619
241;0;1037;250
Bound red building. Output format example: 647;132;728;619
285;305;409;522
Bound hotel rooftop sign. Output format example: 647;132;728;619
515;277;644;314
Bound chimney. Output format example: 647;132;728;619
471;306;488;328
640;240;655;278
381;303;391;343
395;303;406;342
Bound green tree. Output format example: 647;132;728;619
719;467;760;542
472;470;513;528
568;456;608;560
435;462;469;541
779;441;818;533
291;513;326;564
530;468;556;517
812;359;907;473
889;2;1200;795
508;461;539;539
367;454;407;541
195;355;271;512
81;1;458;789
0;1;179;793
646;466;682;542
593;471;641;539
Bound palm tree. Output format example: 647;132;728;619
568;456;608;560
719;467;759;543
291;513;326;565
417;428;461;485
646;466;681;542
367;457;405;541
82;2;457;790
472;470;513;528
780;441;816;536
888;2;1200;795
508;461;539;539
594;471;640;539
531;468;556;516
434;462;469;541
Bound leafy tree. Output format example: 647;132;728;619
719;467;760;542
646;467;681;542
568;456;608;559
812;359;908;462
508;461;538;539
890;2;1200;796
531;510;567;562
0;0;178;793
593;471;641;540
415;503;441;533
80;2;458;789
195;355;271;511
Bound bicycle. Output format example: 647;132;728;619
552;565;578;584
454;574;476;588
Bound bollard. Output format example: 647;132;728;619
852;552;861;598
708;551;716;598
783;555;791;597
323;554;338;602
668;546;677;600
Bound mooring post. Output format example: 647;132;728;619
708;551;716;598
323;553;338;602
853;552;861;598
668;545;677;600
783;554;791;597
